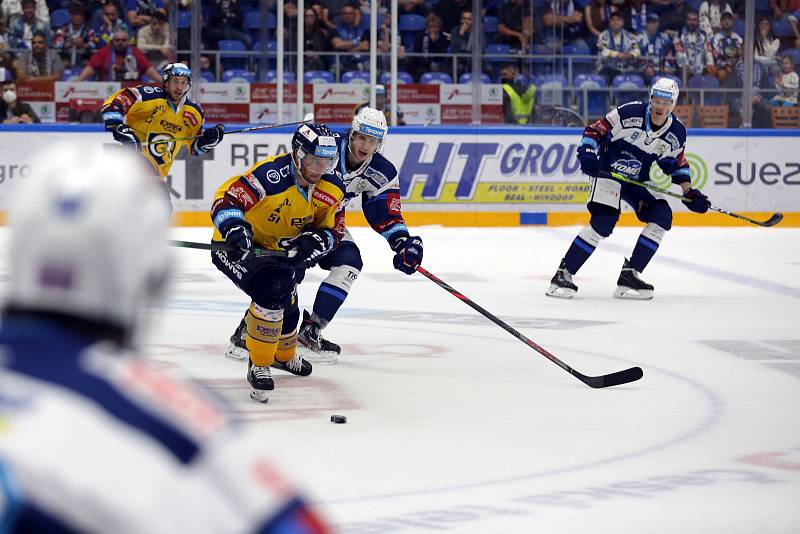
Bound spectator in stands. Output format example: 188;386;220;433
450;8;474;74
496;0;534;53
126;0;165;31
658;0;691;37
200;54;216;81
674;9;713;76
330;3;367;71
398;0;428;17
755;17;780;74
771;0;800;48
79;28;161;81
541;0;587;53
500;62;535;125
205;0;251;49
620;0;647;35
0;78;39;123
597;11;640;82
317;0;361;32
411;13;450;78
732;59;770;127
638;13;675;83
7;0;50;49
303;7;329;71
16;31;64;82
585;0;617;50
1;0;49;26
698;0;732;36
94;2;130;47
432;0;468;35
53;2;97;66
708;11;741;86
137;10;171;66
771;54;799;106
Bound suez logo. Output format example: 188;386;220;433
650;153;800;188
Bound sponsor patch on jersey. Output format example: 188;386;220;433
312;188;337;207
266;169;281;184
622;117;643;128
228;183;256;209
182;110;198;126
364;166;389;187
387;192;402;215
117;93;133;108
159;119;182;133
665;132;680;151
242;172;267;199
610;158;643;178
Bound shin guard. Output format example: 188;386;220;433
245;303;283;366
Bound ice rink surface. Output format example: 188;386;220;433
62;226;800;531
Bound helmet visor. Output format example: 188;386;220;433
302;152;338;174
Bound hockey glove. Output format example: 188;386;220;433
279;229;334;268
112;124;141;151
577;144;599;177
391;235;423;275
224;224;254;263
195;124;225;152
683;188;710;214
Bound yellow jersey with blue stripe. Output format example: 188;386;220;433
211;153;346;250
101;85;205;178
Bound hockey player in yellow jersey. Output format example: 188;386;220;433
211;123;345;403
100;63;224;191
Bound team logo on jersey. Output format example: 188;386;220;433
312;188;337;207
622;117;643;128
228;183;256;209
665;132;680;151
182;110;198;126
364;167;389;187
147;132;174;166
387;192;402;215
611;159;642;178
266;169;281;184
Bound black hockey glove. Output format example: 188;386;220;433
391;235;423;275
577;144;599;177
223;224;254;263
683;188;710;214
112;124;141;151
279;229;334;268
196;124;225;152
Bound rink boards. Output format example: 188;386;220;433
0;125;797;227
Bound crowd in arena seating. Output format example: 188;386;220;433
0;0;799;125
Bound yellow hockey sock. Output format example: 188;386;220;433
274;332;298;364
245;303;283;366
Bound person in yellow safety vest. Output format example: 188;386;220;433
500;63;536;125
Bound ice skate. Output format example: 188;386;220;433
296;310;341;364
546;258;578;299
247;358;274;403
224;316;248;361
271;354;313;376
613;258;654;300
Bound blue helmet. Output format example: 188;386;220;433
162;62;192;86
291;123;339;174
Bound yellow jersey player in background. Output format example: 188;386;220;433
100;63;224;201
210;123;346;404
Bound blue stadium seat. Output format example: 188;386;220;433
50;8;69;28
201;71;216;82
358;13;384;31
611;73;646;105
304;70;334;83
459;72;492;83
483;16;498;35
688;74;723;105
563;43;594;79
252;40;277;70
341;70;371;83
177;10;191;28
60;67;81;81
218;39;248;69
420;72;453;84
574;73;608;118
379;71;415;84
222;69;255;83
773;20;794;37
399;14;426;52
537;74;569;107
244;11;277;42
262;70;296;83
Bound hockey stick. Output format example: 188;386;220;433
169;240;288;258
415;266;644;388
142;113;315;147
609;172;783;227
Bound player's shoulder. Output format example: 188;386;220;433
182;99;204;118
362;153;398;187
130;84;167;102
615;100;647;119
663;116;687;149
246;153;295;196
318;171;347;201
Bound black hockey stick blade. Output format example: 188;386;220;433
168;240;288;258
416;266;643;389
757;213;783;227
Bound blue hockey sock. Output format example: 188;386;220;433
313;282;348;326
629;223;665;272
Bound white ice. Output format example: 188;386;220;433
104;226;800;532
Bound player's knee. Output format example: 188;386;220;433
588;206;619;238
282;304;300;334
249;266;295;309
324;264;361;294
329;243;364;271
642;200;673;231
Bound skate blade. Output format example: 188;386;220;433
546;284;576;299
225;344;248;361
249;389;270;403
296;345;340;365
613;286;654;300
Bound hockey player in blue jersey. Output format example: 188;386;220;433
0;147;329;533
546;77;711;300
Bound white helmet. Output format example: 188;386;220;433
650;77;679;110
351;106;388;152
6;146;172;336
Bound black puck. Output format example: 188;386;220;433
330;415;347;424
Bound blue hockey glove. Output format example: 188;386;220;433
279;229;334;268
577;144;599;177
224;224;254;263
196;124;225;152
391;235;423;275
112;124;141;151
683;188;710;214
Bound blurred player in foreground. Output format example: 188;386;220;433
546;77;711;300
0;147;328;532
212;123;345;403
